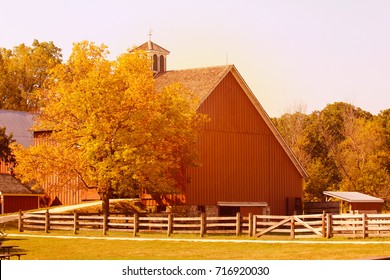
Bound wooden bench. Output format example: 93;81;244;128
0;245;19;253
0;245;27;260
0;253;27;260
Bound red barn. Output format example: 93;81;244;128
136;41;307;216
2;41;307;216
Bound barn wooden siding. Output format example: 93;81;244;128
350;202;382;213
37;175;100;206
186;72;302;215
30;131;100;206
1;195;39;214
0;161;12;174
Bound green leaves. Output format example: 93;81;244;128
0;40;62;111
274;102;390;202
0;127;15;165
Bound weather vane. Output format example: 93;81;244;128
148;29;153;41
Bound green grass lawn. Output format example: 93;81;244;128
3;231;390;260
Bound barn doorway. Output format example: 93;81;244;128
219;206;240;216
217;201;268;216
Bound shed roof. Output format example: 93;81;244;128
0;174;34;195
0;110;34;147
155;65;308;178
323;191;384;203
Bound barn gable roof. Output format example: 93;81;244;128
155;65;231;103
0;110;34;147
155;65;308;178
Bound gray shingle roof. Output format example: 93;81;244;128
0;110;34;147
0;174;33;194
155;65;232;103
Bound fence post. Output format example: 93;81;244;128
322;211;326;238
326;213;333;238
236;212;241;237
200;213;205;238
248;213;253;237
18;210;23;232
252;214;257;236
290;216;295;239
167;214;173;237
103;212;108;235
45;209;50;233
73;211;78;234
362;213;367;239
133;213;138;237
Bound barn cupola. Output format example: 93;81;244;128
132;36;170;75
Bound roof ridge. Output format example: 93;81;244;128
166;64;233;72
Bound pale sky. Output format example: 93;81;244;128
1;0;389;117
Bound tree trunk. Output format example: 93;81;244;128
100;190;110;235
100;190;111;216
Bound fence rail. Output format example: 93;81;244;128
17;211;390;239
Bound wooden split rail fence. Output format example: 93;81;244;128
17;211;390;239
18;211;247;237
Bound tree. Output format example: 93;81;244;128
0;127;15;166
13;41;208;215
377;109;390;174
336;116;390;199
298;109;342;201
274;101;390;202
0;40;62;111
273;111;310;168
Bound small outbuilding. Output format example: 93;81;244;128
0;174;42;214
323;191;384;214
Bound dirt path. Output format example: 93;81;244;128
0;200;103;223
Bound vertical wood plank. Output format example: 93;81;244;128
326;213;333;238
362;213;367;239
200;213;205;238
252;214;257;236
133;213;138;237
248;213;253;237
167;214;173;237
290;216;295;239
18;210;23;232
236;212;241;237
73;211;78;234
322;211;326;238
103;213;108;235
45;209;50;233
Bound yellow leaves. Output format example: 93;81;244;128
15;41;209;198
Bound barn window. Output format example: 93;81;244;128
152;54;158;71
159;55;165;72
